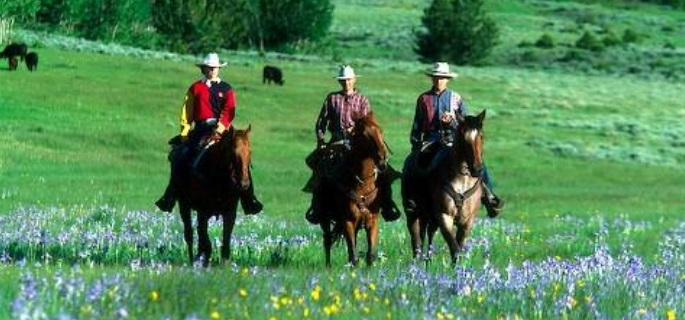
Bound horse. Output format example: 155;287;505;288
177;125;253;267
318;112;389;267
404;110;488;264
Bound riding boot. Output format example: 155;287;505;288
155;146;185;213
301;170;321;193
305;192;321;225
481;182;504;218
379;164;401;222
240;170;263;215
155;184;176;213
401;176;418;216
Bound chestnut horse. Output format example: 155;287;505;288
319;112;389;267
405;110;487;264
177;125;253;267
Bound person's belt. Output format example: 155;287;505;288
196;118;218;127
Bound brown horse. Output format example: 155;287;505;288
177;125;253;266
319;112;389;267
405;110;487;264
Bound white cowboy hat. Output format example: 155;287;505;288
335;65;357;80
196;53;227;68
425;62;458;78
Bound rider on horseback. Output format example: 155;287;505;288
303;65;401;224
156;53;263;215
402;62;504;217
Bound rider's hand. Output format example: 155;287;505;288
441;112;454;124
317;139;326;150
209;131;222;143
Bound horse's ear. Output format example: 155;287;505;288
246;123;252;134
455;112;465;123
477;109;486;123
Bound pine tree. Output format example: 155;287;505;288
415;0;499;65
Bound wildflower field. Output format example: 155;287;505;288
2;205;685;319
2;0;685;319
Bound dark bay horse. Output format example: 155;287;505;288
319;112;389;267
177;125;253;266
405;110;488;264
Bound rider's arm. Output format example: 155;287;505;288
315;96;330;146
410;96;424;150
216;88;236;135
180;88;194;137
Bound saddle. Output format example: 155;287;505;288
405;141;451;178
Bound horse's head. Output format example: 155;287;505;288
222;124;252;191
455;110;486;177
351;112;388;166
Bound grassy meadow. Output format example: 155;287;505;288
1;0;685;318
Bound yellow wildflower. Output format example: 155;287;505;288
210;311;220;319
311;285;321;301
149;290;159;301
239;288;248;298
667;309;676;320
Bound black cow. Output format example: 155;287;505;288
262;65;284;85
1;43;28;61
8;56;18;71
25;52;38;71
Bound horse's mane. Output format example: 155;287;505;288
354;112;381;135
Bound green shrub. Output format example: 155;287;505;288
535;34;555;49
622;28;640;44
575;31;604;52
602;31;621;47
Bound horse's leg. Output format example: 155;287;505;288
179;202;194;265
426;221;438;262
365;214;379;266
455;222;473;254
407;213;422;259
197;213;212;267
437;212;459;264
343;220;358;266
321;221;333;267
220;206;237;263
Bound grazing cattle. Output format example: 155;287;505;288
262;65;284;85
1;43;28;61
25;52;38;71
8;56;18;71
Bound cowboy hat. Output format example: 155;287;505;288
196;53;227;68
425;62;458;78
335;65;357;80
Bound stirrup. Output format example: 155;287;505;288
381;203;401;222
155;197;176;213
305;207;320;224
485;197;504;218
242;197;263;215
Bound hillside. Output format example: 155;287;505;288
1;0;684;248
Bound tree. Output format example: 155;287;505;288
415;0;499;65
255;0;333;51
151;0;333;54
0;0;40;43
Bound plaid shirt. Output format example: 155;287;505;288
410;88;466;147
315;90;370;142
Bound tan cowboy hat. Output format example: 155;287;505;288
335;65;357;80
425;62;458;78
196;53;227;68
